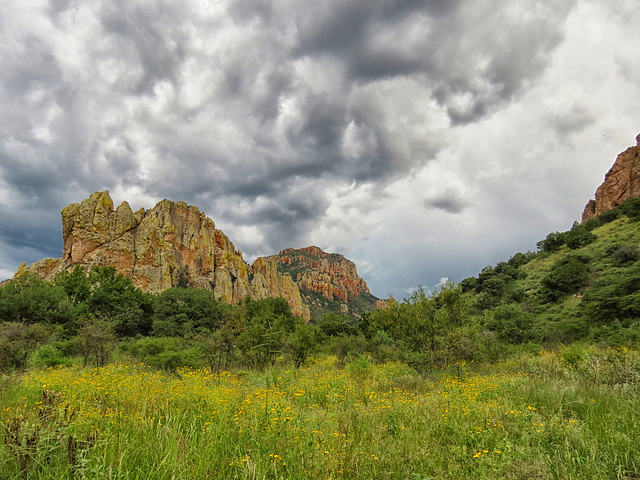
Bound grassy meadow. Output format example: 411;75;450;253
2;348;640;479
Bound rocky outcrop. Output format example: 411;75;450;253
22;191;308;320
267;246;379;319
582;134;640;222
250;256;311;321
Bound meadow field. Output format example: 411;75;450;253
1;348;639;479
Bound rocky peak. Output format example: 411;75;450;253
21;191;308;320
582;134;640;222
268;246;379;319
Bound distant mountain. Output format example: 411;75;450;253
266;246;380;320
14;191;378;321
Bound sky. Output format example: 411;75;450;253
1;0;640;299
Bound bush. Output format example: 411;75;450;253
126;337;202;370
152;288;225;337
598;207;621;224
583;217;602;231
536;231;567;252
622;197;640;220
484;303;538;344
543;255;591;301
566;225;596;249
609;244;640;266
580;264;640;324
31;344;71;368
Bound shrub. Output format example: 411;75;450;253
598;207;621;224
622;197;640;220
583;217;602;231
565;224;596;249
542;255;591;301
609;244;640;266
126;337;202;370
484;303;538;344
30;344;71;368
536;231;567;252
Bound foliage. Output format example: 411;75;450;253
536;231;567;252
0;274;75;329
54;266;153;336
580;264;640;325
238;297;300;370
483;303;538;344
622;197;640;220
609;243;640;266
123;337;202;370
76;316;117;367
0;322;54;371
152;288;226;337
565;224;596;249
542;255;591;301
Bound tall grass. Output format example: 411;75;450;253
1;348;639;479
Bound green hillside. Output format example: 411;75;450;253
460;198;640;346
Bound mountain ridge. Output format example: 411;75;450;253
15;191;379;321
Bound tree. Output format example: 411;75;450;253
152;288;224;337
400;286;441;353
622;197;640;220
55;266;153;336
0;274;75;329
76;316;116;367
543;255;591;301
238;297;299;369
537;231;567;252
0;322;53;371
565;224;596;250
484;303;537;344
316;313;358;337
54;265;91;305
581;264;640;324
86;267;153;336
195;307;244;373
284;323;320;368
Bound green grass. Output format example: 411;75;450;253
2;349;640;479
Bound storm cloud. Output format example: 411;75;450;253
1;0;640;297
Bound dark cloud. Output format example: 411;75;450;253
0;0;585;283
549;104;595;136
98;0;188;94
424;187;470;214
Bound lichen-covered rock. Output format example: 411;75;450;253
250;257;309;320
582;134;640;222
267;246;379;319
23;191;309;319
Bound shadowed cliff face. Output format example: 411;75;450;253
22;191;308;320
582;134;640;223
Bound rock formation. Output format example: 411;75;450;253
582;133;640;222
266;246;379;319
19;192;380;321
22;191;308;319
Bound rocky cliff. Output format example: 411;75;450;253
22;191;308;319
582;134;640;222
267;246;379;319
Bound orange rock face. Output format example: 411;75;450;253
265;246;379;318
582;134;640;222
23;191;308;319
19;192;381;321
